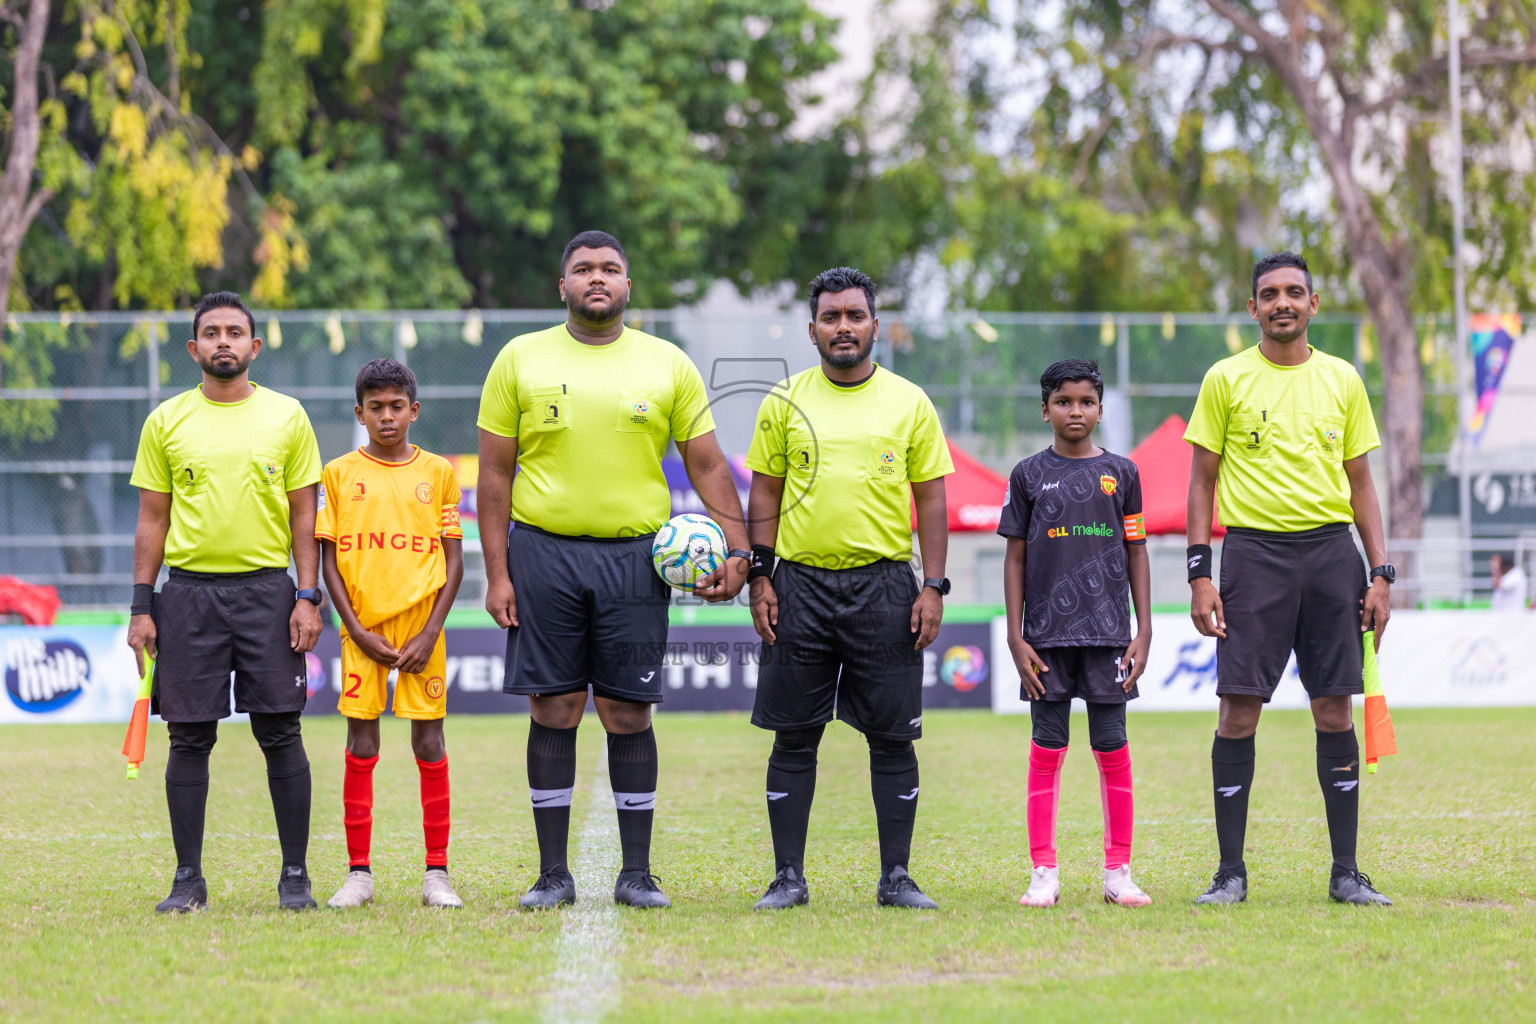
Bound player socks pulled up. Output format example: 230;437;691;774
1211;732;1256;876
1093;744;1134;870
1315;727;1360;875
1027;741;1068;869
343;750;377;870
526;720;577;873
766;726;823;875
417;755;451;869
607;727;658;874
867;737;920;878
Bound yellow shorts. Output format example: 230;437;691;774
338;599;447;721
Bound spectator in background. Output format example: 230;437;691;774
1489;552;1529;611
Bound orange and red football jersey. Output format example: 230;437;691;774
315;446;463;628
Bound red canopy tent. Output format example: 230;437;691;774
910;439;1011;533
1127;414;1225;537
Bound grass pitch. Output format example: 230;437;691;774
3;708;1533;1022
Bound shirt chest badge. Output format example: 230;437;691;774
1100;474;1117;496
415;482;433;504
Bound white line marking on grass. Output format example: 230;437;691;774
541;753;622;1024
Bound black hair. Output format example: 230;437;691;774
355;357;418;406
561;230;628;275
1251;251;1312;298
192;291;255;338
808;266;877;320
1492;551;1517;569
1040;358;1103;404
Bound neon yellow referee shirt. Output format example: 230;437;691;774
476;324;715;537
130;383;322;573
1184;345;1379;533
746;364;953;568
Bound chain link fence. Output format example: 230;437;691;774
0;309;1525;609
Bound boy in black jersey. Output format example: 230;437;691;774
999;359;1152;908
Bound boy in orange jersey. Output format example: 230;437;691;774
316;359;466;908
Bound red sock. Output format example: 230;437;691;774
1094;744;1134;869
1027;742;1068;868
343;750;378;868
418;756;451;868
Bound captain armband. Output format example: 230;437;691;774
1123;514;1146;542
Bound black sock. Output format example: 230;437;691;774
250;712;311;871
766;726;823;876
868;737;920;879
527;720;578;873
165;721;218;875
1316;727;1360;875
607;727;658;874
1211;733;1256;876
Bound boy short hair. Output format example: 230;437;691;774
355;358;418;406
1040;358;1103;404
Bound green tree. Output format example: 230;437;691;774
214;0;841;308
1013;0;1536;576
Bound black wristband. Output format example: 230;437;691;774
748;544;775;582
1186;544;1213;582
130;583;155;617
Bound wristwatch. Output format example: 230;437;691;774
295;588;323;606
1368;564;1396;585
727;549;752;563
922;577;951;596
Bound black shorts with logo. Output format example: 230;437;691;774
752;558;924;742
503;523;671;704
151;567;307;722
1216;523;1367;702
1028;645;1137;703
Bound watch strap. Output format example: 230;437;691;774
295;588;323;605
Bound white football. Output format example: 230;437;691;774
652;513;727;591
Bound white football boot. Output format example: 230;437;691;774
423;868;464;908
1103;865;1152;907
327;869;374;908
1019;866;1060;907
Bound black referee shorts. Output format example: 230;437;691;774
1216;523;1366;702
502;523;671;704
151;567;307;722
752;558;924;742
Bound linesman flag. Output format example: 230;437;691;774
1361;632;1396;773
121;657;153;780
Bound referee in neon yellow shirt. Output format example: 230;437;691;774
1185;252;1394;907
744;267;954;911
127;292;324;914
477;231;749;910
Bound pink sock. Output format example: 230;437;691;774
1094;744;1134;869
1027;742;1068;868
